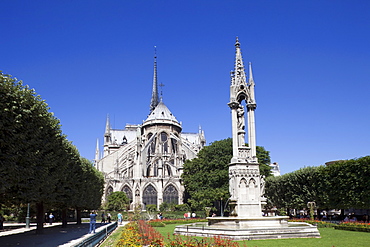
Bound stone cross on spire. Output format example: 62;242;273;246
150;46;159;113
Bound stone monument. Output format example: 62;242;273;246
227;37;263;219
174;38;320;239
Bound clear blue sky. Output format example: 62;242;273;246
2;0;369;174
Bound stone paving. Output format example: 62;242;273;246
0;222;107;247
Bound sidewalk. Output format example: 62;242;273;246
0;222;105;247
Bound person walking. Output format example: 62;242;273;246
49;213;54;225
117;212;122;225
101;212;106;225
107;213;111;223
89;211;98;233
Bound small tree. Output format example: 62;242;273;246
182;138;272;210
106;192;129;211
159;202;168;212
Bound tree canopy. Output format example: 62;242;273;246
105;191;129;211
265;156;370;212
182;138;271;210
0;72;104;232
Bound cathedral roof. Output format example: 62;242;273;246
143;100;181;128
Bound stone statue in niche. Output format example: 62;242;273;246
237;104;245;146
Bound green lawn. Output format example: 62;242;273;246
101;223;370;247
99;226;126;247
155;224;370;247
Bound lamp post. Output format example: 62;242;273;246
220;198;223;217
26;203;30;228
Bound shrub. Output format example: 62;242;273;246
334;222;370;232
289;219;337;228
148;220;166;227
146;204;157;212
174;204;190;211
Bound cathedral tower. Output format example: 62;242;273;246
95;49;205;210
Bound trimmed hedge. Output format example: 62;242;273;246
289;219;337;228
334;222;370;232
148;218;207;227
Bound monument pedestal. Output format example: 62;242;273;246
174;217;320;240
208;216;289;228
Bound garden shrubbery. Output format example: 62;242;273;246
334;222;370;232
149;218;207;226
289;219;337;228
290;219;370;233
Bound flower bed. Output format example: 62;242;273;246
334;222;370;232
118;220;241;246
166;234;240;247
116;222;141;247
117;221;164;246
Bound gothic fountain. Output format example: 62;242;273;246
174;38;320;240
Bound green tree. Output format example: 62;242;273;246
265;156;370;214
0;72;104;232
106;191;129;211
265;166;323;213
324;157;370;209
51;139;82;228
182;138;271;210
74;158;104;224
0;72;66;233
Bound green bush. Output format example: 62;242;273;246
289;219;337;228
158;218;207;224
334;222;370;232
174;204;190;211
146;204;157;213
148;221;166;227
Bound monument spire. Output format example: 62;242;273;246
94;138;100;169
228;37;261;218
248;62;256;103
150;46;159;113
231;37;247;97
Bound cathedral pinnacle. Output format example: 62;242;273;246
150;46;159;113
105;114;111;134
235;36;240;47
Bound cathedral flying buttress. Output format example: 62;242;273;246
94;50;206;210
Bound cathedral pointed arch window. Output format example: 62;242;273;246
122;185;133;203
150;137;156;154
143;184;157;206
171;138;178;154
160;132;168;153
163;184;178;204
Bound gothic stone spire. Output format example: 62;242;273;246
150;46;159;113
228;37;257;162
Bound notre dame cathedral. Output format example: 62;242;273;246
94;52;206;210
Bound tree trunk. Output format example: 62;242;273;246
76;208;82;225
61;208;67;228
36;202;44;234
